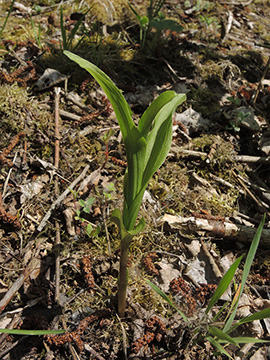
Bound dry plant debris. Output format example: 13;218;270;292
1;0;270;358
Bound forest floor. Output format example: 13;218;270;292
1;0;270;359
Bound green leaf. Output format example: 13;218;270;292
79;199;86;208
139;16;149;27
123;92;186;230
231;307;270;331
86;223;93;236
224;214;265;333
64;51;146;230
0;329;65;335
142;94;186;188
66;8;91;50
205;254;244;315
208;326;238;346
145;279;189;323
64;51;134;141
206;335;233;359
111;209;145;246
219;337;270;344
60;6;67;50
138;91;176;137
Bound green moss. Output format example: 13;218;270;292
189;86;220;117
0;83;31;132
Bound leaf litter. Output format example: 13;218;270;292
0;0;270;358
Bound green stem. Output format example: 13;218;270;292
118;241;130;317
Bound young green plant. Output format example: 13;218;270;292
60;6;91;51
0;0;15;39
64;50;186;317
129;0;183;48
147;215;270;358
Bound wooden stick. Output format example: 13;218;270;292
37;164;90;232
159;214;270;247
54;87;61;304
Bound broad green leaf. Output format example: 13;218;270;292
205;254;244;315
206;335;233;359
64;51;134;140
142;94;186;188
145;279;189;323
138;91;176;137
0;329;65;335
224;214;265;333
64;51;145;230
208;326;238;346
124;128;146;212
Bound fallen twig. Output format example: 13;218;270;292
54;87;61;304
178;148;270;164
37;164;90;232
159;214;270;247
232;170;270;216
0;249;41;314
251;56;270;105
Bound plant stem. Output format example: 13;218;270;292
118;242;130;317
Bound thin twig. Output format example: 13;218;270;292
178;148;270;164
251;56;270;105
54;87;61;304
0;250;41;314
232;170;270;215
37;164;90;232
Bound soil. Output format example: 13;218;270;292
0;0;270;359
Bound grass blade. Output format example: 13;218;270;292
206;335;233;359
219;337;270;344
60;6;67;50
66;8;91;50
0;0;15;39
208;326;238;346
145;279;189;323
224;214;265;333
205;254;244;315
230;307;270;333
0;329;64;335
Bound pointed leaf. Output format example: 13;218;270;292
205;254;244;315
219;337;270;344
206;336;233;359
145;279;189;323
142;94;186;188
138;91;176;137
64;51;134;141
208;326;238;346
224;214;265;332
229;307;270;333
0;329;65;335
